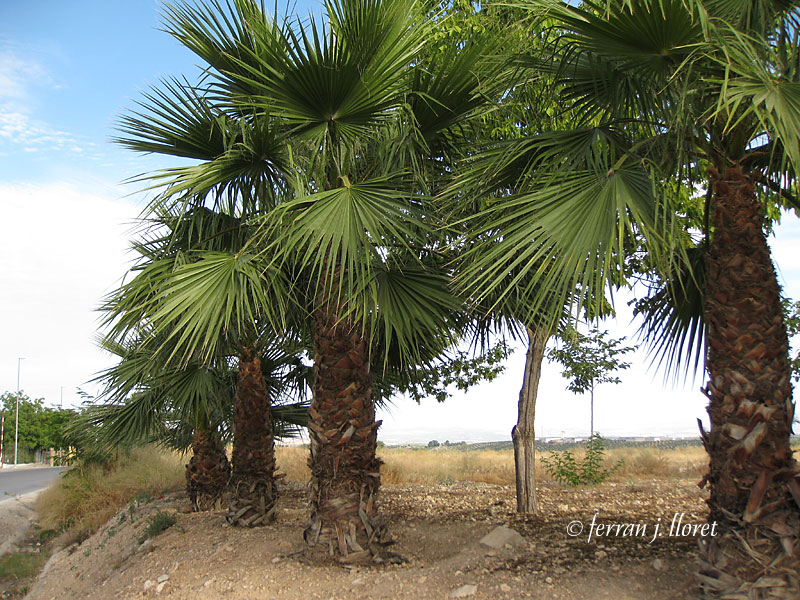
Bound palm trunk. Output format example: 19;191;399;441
304;298;393;564
512;326;547;514
698;166;800;596
227;348;277;527
186;427;231;512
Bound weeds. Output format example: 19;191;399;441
0;552;48;580
139;511;177;543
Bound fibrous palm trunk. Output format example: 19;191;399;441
227;349;277;527
186;427;231;511
697;166;800;597
304;301;393;564
512;326;548;514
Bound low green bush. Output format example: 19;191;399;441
141;511;177;542
541;434;623;485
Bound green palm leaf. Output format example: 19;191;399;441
115;78;291;214
145;250;288;364
634;246;706;382
370;260;462;369
257;174;428;299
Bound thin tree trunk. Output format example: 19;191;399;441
227;348;277;527
186;427;230;512
304;296;394;564
590;382;594;437
512;326;548;514
697;166;800;597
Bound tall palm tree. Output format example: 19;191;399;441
112;0;496;563
461;0;800;593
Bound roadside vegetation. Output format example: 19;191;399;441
0;550;49;599
35;447;183;545
0;393;77;464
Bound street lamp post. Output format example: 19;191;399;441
14;357;24;467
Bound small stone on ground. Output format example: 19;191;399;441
450;583;477;598
479;526;526;549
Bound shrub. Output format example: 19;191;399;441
541;434;623;485
36;446;183;543
141;511;177;542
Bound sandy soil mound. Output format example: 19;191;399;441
27;480;707;599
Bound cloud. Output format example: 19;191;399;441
0;46;79;151
0;48;51;98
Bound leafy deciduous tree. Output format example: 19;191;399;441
547;326;633;436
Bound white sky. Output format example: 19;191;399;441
1;1;799;443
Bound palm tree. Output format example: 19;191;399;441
91;336;233;511
111;0;496;562
101;194;294;525
461;0;800;593
90;332;309;512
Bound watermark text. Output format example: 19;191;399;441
566;512;718;544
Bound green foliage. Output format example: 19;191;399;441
141;511;177;542
547;327;633;395
541;434;624;486
457;0;800;374
0;551;47;580
782;297;800;384
0;392;77;452
111;0;499;384
391;341;512;403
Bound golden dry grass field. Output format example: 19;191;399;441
277;444;709;486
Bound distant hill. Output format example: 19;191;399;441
402;437;709;451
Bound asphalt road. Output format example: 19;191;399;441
0;467;66;500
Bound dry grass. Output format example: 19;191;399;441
275;444;708;486
276;445;310;482
36;446;184;544
380;448;519;485
276;445;521;485
34;443;707;546
608;446;707;479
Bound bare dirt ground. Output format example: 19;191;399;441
25;478;708;600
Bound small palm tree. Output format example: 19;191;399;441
90;334;309;512
101;198;294;525
91;336;233;511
